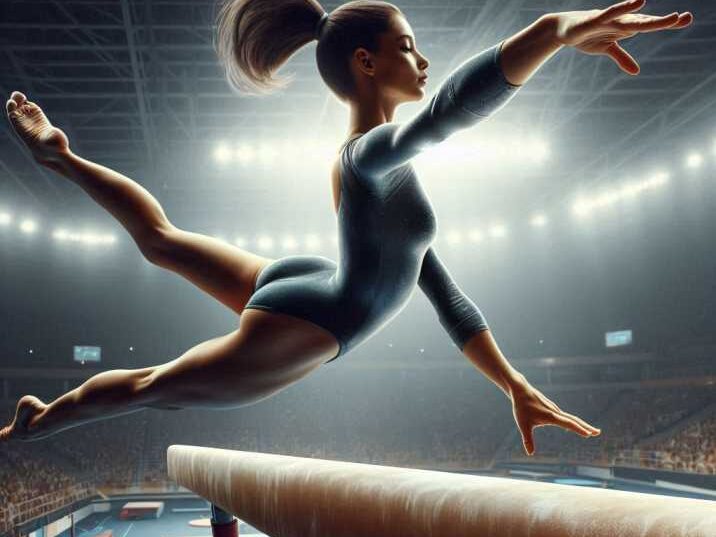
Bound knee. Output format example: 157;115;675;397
138;224;179;266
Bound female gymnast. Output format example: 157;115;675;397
1;0;692;457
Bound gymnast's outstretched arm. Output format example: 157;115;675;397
348;0;692;179
417;247;602;455
416;247;520;398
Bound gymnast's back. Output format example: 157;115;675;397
244;41;522;362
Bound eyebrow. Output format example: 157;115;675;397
396;35;415;42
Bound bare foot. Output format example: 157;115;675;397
5;91;70;166
0;395;48;442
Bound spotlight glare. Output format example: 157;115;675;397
530;214;548;227
0;212;11;226
257;235;274;251
467;229;483;243
445;230;463;245
572;200;592;217
257;144;278;161
20;219;37;234
235;144;255;163
53;229;69;241
529;139;550;162
686;152;703;169
235;236;248;248
305;233;321;251
488;224;507;238
213;142;232;164
282;235;298;251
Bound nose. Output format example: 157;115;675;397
419;55;429;71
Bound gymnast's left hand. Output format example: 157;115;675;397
550;0;693;75
509;379;601;456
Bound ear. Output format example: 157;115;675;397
353;48;375;77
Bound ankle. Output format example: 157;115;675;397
39;148;74;172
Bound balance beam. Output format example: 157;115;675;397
167;445;715;537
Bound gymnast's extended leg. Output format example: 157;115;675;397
0;309;340;442
4;91;273;316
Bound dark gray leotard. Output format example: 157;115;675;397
244;40;522;363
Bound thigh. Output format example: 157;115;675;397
147;309;339;408
148;225;275;316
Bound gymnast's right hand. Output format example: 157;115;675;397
509;379;601;456
6;90;70;167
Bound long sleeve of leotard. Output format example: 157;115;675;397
418;247;489;351
349;40;522;179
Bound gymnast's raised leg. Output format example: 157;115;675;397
0;308;339;442
4;91;273;316
0;91;340;442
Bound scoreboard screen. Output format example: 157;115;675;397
74;345;102;363
605;330;632;348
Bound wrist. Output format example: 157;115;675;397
505;370;529;398
538;13;566;48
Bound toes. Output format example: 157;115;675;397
11;91;27;106
6;99;17;114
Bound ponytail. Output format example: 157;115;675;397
216;0;401;100
215;0;325;95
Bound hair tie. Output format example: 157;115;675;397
315;13;329;40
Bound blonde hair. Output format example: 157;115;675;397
215;0;402;100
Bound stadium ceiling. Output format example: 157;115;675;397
1;0;715;211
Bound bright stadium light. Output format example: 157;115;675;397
488;224;507;238
685;152;703;169
528;139;550;162
573;197;594;218
0;212;11;226
257;143;279;162
235;144;255;164
257;235;274;251
213;142;232;164
530;214;548;227
305;233;321;251
281;235;299;251
467;229;484;243
234;236;248;248
52;229;69;241
20;219;37;234
650;171;670;185
80;232;102;245
445;230;463;245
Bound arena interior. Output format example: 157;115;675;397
1;0;715;536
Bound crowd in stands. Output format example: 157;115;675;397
1;370;713;533
636;413;716;474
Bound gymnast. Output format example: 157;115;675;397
1;0;691;457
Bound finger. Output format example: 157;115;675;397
550;412;593;437
522;425;535;456
666;12;693;30
604;42;640;75
596;0;646;24
561;411;602;435
613;12;682;33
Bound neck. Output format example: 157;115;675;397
347;93;399;138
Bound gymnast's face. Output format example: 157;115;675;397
353;13;430;104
